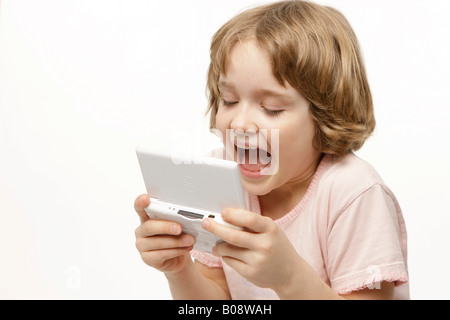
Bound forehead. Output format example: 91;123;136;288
220;41;282;88
219;40;303;101
225;40;271;75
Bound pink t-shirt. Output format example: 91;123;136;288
191;152;409;299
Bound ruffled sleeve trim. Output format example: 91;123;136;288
190;249;223;268
332;262;409;295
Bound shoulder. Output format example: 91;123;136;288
317;153;397;213
322;152;384;186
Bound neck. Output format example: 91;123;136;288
258;153;324;220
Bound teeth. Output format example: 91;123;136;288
234;145;272;166
235;145;269;154
235;144;258;150
236;146;245;164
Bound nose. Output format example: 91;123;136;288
229;103;258;133
228;103;259;148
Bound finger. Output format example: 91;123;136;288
213;242;249;262
220;256;248;278
136;234;195;252
134;194;150;224
202;219;257;249
221;208;273;233
141;247;192;268
135;219;182;238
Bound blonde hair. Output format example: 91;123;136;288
206;0;375;156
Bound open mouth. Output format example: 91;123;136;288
234;143;272;174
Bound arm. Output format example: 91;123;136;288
134;194;230;300
166;260;230;300
204;208;395;300
274;255;395;300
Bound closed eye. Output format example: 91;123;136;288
223;99;238;106
263;108;283;117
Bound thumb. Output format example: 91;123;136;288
134;194;150;224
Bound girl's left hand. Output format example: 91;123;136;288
201;208;303;292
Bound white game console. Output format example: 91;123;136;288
136;147;247;253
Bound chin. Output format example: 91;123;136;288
240;175;277;196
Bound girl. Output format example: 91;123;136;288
134;0;409;300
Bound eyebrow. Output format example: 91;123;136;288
217;80;235;90
218;80;292;101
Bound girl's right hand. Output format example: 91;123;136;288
134;194;195;275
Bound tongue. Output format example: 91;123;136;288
241;162;267;172
240;149;271;172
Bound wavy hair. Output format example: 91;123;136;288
206;0;375;156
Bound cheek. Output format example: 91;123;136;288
214;107;230;143
278;118;316;158
215;107;226;130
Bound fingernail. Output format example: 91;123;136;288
183;235;193;245
202;219;209;229
221;209;227;216
170;224;180;234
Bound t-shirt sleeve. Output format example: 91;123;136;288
326;184;408;295
190;249;223;268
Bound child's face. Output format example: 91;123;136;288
215;40;321;196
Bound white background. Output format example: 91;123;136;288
1;0;449;300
